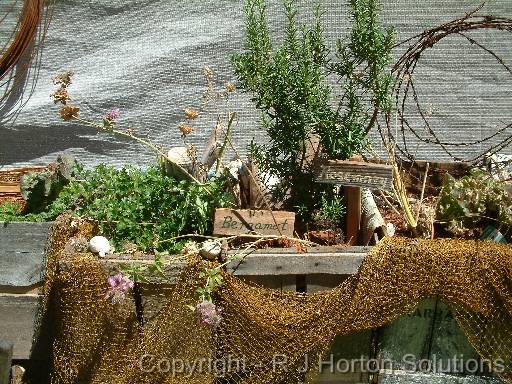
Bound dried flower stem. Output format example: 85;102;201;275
216;122;284;236
73;116;201;184
215;111;236;175
378;190;402;217
393;164;418;232
415;162;429;223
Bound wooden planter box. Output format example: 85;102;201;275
0;221;52;366
0;222;498;383
0;167;47;208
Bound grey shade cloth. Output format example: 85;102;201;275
0;0;511;169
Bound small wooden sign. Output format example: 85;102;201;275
214;209;295;237
315;160;394;191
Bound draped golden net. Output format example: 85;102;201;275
32;215;512;383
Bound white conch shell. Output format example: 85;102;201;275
199;240;222;261
89;236;111;257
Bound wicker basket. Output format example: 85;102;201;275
0;166;48;208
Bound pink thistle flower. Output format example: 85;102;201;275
104;108;120;122
195;300;222;329
105;272;134;305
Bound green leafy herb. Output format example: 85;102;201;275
232;0;393;218
11;164;231;251
313;191;346;230
437;170;512;236
0;201;45;222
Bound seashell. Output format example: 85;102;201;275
199;240;222;261
386;223;396;237
227;159;243;180
89;236;111;257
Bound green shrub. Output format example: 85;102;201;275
437;170;512;235
313;191;346;230
48;165;232;251
0;201;45;222
2;165;231;251
232;0;393;218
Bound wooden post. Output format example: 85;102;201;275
0;340;13;384
345;186;361;245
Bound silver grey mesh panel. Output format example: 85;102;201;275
0;0;511;169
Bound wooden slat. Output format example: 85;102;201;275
345;186;361;245
5;245;368;362
62;247;370;283
377;370;500;383
226;248;368;276
0;222;53;287
305;274;348;293
378;298;480;370
0;184;20;193
242;275;297;292
0;339;12;384
315;160;394;191
59;257;187;285
0;294;41;360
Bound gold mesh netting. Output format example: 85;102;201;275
33;214;512;384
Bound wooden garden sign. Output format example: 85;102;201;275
315;160;394;245
214;208;295;237
315;159;394;191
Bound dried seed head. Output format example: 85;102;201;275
187;144;197;161
225;82;236;93
178;123;194;136
184;107;199;119
51;88;70;104
203;66;214;78
60;105;80;121
52;71;74;87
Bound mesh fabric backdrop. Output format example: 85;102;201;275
0;0;511;168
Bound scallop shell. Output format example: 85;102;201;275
199;240;222;261
89;236;111;257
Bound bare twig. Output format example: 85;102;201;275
74;117;201;183
415;162;429;223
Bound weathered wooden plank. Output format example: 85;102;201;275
0;185;20;194
305;274;348;293
0;284;41;295
315;160;394;191
378;298;479;368
242;275;297;292
0;294;41;360
0;222;52;287
64;257;187;285
0;340;12;384
312;330;372;384
69;247;369;282
226;250;367;276
213;209;295;237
